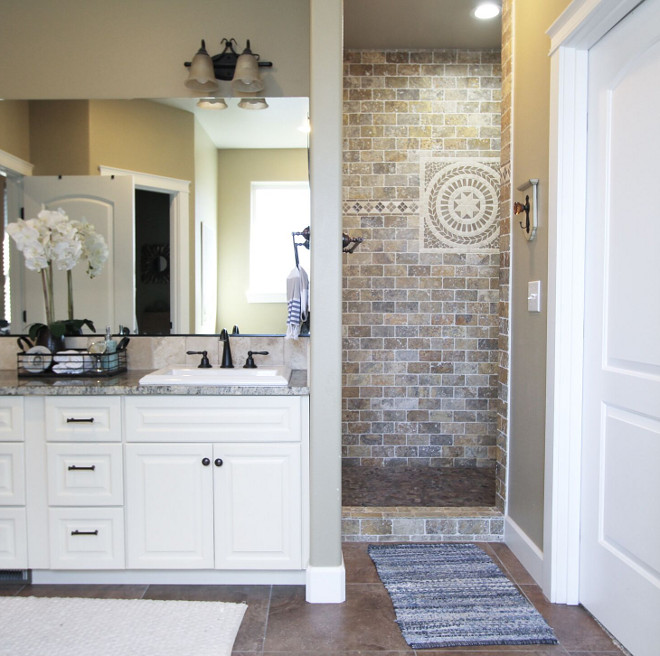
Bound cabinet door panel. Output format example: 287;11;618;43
125;444;214;569
0;443;25;505
0;508;27;568
214;443;301;569
0;398;24;442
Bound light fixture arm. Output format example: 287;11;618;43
184;37;273;82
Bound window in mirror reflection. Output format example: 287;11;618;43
247;182;310;304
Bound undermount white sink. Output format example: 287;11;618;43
139;365;291;386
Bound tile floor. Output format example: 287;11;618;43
342;466;496;507
0;543;626;655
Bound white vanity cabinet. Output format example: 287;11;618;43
15;391;307;582
0;397;27;569
124;396;305;572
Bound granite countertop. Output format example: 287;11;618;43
0;369;309;396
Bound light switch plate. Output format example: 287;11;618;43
528;280;541;312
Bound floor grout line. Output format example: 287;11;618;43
257;584;273;655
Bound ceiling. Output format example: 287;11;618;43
154;97;309;150
160;2;500;149
344;0;502;50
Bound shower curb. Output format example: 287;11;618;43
342;506;504;542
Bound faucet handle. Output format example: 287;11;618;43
186;350;212;368
243;350;269;369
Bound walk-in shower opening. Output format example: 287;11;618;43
341;45;503;536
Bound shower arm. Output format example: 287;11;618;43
292;226;363;263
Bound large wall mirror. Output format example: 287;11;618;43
0;97;310;336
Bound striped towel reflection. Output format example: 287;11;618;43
286;265;309;339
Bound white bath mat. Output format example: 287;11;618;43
0;596;247;656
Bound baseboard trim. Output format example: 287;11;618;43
504;515;544;586
305;559;346;603
31;569;306;585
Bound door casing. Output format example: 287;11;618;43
543;0;648;604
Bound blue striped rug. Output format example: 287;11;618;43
369;543;558;649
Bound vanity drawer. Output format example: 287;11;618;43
47;443;123;506
0;397;24;442
45;397;121;442
0;443;25;506
49;507;125;569
124;396;302;443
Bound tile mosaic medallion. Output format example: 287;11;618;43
421;157;500;253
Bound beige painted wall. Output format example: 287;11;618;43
0;0;309;99
29;101;91;176
88;101;194;180
217;148;308;334
26;100;195;180
508;0;571;549
0;101;31;162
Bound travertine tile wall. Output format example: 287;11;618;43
342;49;502;471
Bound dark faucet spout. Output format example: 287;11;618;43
219;329;234;368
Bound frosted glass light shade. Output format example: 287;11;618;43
185;42;219;92
237;97;269;110
232;52;264;93
197;98;228;110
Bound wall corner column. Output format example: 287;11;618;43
306;0;345;604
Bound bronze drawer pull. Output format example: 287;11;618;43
67;465;96;471
66;417;95;423
71;529;99;536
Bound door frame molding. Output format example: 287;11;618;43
0;148;33;329
544;0;645;604
98;165;190;334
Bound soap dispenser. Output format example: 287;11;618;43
104;326;117;354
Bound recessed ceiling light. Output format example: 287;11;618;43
474;2;501;20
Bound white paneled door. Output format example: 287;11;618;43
21;176;135;333
581;2;660;655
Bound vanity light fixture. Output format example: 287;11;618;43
184;38;272;92
473;2;501;19
196;98;228;110
237;97;269;110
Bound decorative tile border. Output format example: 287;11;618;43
343;200;420;215
342;506;504;542
420;157;500;253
